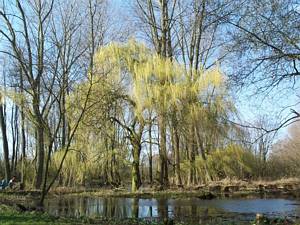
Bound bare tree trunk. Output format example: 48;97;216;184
104;137;109;184
148;123;153;185
35;122;44;189
61;72;70;148
158;114;169;187
61;89;67;148
0;95;10;181
11;105;16;173
39;141;53;205
10;103;19;174
188;125;196;186
174;126;182;186
20;76;26;185
34;95;45;189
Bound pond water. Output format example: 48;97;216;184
45;196;300;223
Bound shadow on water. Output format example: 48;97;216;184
44;197;300;223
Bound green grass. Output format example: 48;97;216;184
0;212;297;225
0;205;65;225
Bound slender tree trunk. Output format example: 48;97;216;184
14;129;19;174
174;127;182;186
35;122;45;189
195;127;211;183
104;137;109;184
20;74;26;185
0;95;10;181
110;131;116;185
11;104;19;174
61;73;69;148
158;114;168;187
110;150;114;184
11;105;16;174
148;124;153;185
61;92;67;148
188;125;196;186
39;141;53;206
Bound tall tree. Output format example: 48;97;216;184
134;0;179;187
0;0;56;188
0;93;10;181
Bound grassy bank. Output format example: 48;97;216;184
0;204;68;225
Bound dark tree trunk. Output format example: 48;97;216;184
0;98;10;181
11;104;19;174
158;114;169;187
35;123;44;189
148;124;153;185
188;125;196;186
174;127;182;186
131;143;141;192
11;105;16;173
20;73;26;185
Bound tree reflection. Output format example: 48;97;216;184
132;198;139;218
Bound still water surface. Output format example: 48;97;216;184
45;197;300;222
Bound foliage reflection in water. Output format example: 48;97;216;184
45;197;300;222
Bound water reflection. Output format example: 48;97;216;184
45;197;300;222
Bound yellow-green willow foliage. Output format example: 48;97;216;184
62;77;129;186
94;40;225;118
51;129;129;186
194;91;236;151
66;74;118;131
194;144;256;181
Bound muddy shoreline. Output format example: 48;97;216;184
1;179;300;200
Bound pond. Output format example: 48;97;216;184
45;196;300;223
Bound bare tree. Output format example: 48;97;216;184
0;0;58;189
227;0;300;89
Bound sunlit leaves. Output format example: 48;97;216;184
93;40;225;121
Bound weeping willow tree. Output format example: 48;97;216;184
64;40;235;190
52;125;128;187
61;66;128;187
180;87;236;184
92;40;225;189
